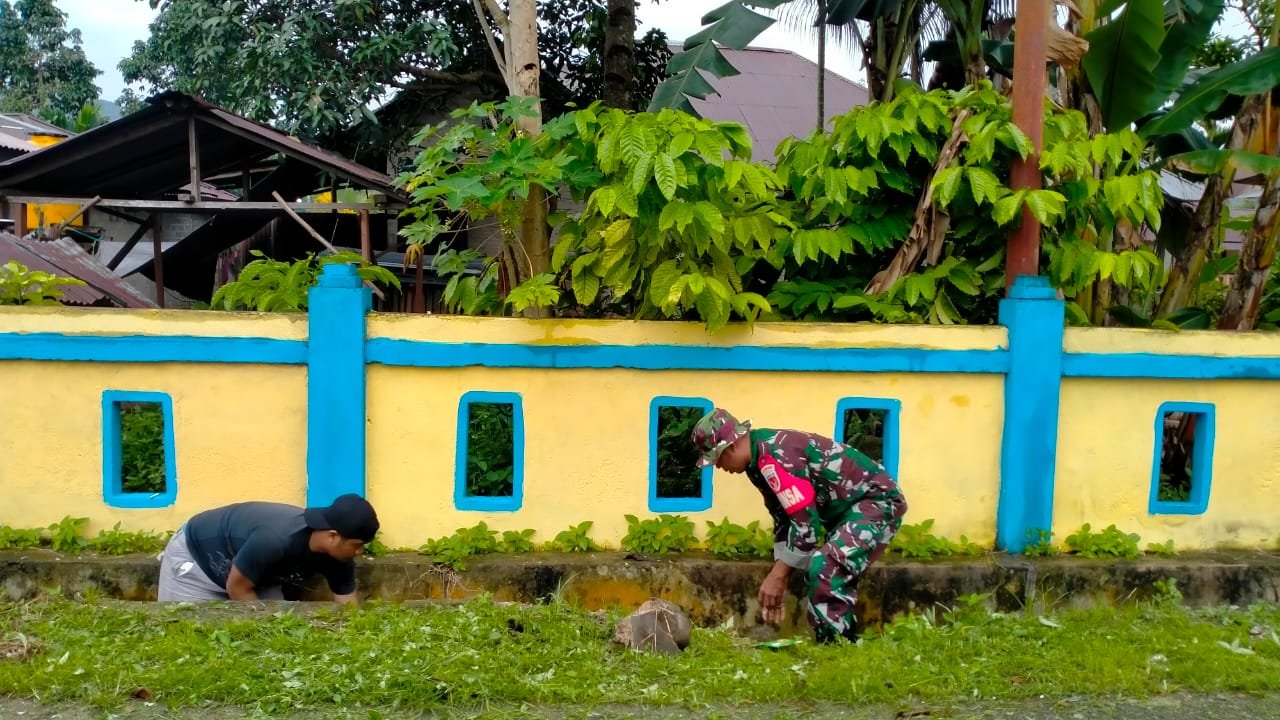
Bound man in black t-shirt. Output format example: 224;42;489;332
157;494;380;603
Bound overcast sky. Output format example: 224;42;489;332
61;0;1248;103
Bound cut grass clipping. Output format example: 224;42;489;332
0;590;1278;714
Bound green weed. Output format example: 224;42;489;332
419;522;501;569
1146;540;1177;557
621;514;696;554
703;518;772;560
546;521;600;553
85;523;169;555
1065;523;1142;559
1023;528;1057;557
500;529;537;554
890;519;984;559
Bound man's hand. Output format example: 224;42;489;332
758;561;790;625
225;565;259;601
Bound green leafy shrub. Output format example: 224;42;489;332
890;519;983;559
0;261;86;305
500;529;536;554
210;251;400;312
655;406;703;499
1146;540;1177;557
464;402;515;497
704;518;772;560
1065;523;1141;559
1023;528;1058;557
621;514;696;554
0;525;44;550
419;522;500;569
119;402;166;494
546;521;600;552
86;523;169;555
48;517;88;553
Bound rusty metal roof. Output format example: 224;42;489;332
682;46;872;163
0;130;37;153
0;114;71;139
0;232;158;308
0;92;407;202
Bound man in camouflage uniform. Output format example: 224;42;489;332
691;408;907;643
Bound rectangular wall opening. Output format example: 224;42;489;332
1151;402;1214;515
455;392;523;511
102;391;176;508
835;397;901;478
649;397;712;512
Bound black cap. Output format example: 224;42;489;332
303;493;379;542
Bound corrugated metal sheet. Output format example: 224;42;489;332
682;46;872;163
0;232;158;308
0;130;37;153
0;113;70;139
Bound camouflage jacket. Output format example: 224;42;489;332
744;428;905;569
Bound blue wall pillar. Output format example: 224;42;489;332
997;276;1065;553
306;263;372;507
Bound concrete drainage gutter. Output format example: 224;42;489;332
2;550;1278;636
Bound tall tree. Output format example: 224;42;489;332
0;0;100;122
603;0;637;108
121;0;670;146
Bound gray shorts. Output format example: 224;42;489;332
157;527;283;602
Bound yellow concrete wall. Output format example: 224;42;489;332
5;306;1280;553
1055;328;1280;550
365;316;1007;548
0;307;308;534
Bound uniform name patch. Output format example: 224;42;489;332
760;457;815;514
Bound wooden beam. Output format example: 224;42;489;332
188;115;202;203
107;217;153;271
151;214;166;308
1005;0;1048;289
48;195;102;238
13;202;26;237
270;191;385;301
0;196;403;213
359;209;371;262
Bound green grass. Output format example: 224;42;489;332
0;596;1279;714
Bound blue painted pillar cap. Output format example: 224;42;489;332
318;262;362;288
1007;275;1059;300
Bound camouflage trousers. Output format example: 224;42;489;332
804;496;905;643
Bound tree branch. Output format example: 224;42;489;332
473;0;510;84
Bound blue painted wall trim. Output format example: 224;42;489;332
455;391;525;512
101;390;178;509
367;339;1010;374
0;333;307;364
306;264;372;507
1149;402;1215;516
1064;353;1280;380
649;396;714;513
834;397;902;480
996;277;1065;553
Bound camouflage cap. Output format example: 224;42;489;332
691;408;749;467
